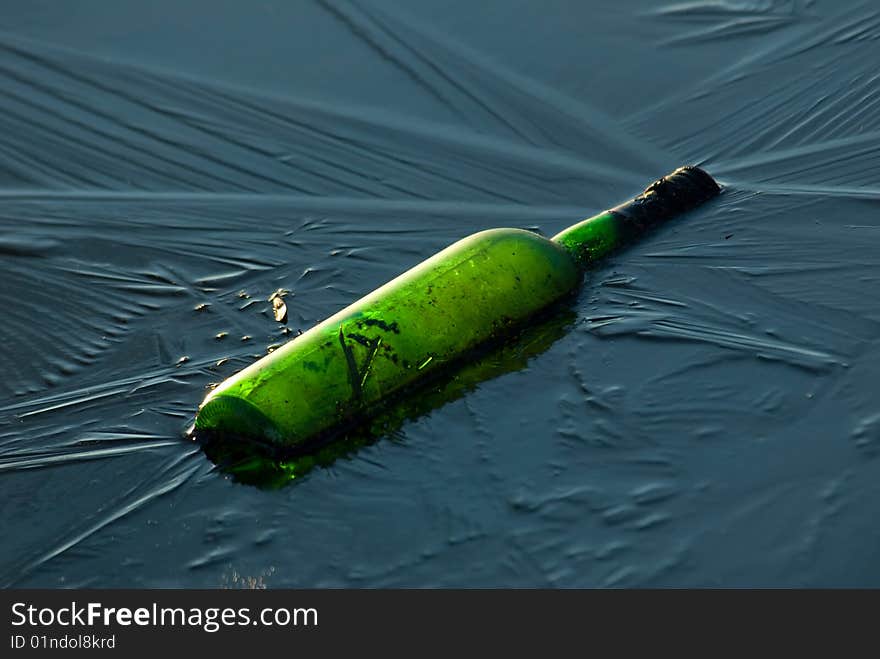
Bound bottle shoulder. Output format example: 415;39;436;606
447;227;578;266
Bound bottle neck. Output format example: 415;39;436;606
552;166;721;268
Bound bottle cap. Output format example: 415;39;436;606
609;166;721;230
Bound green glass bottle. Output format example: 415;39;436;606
194;166;720;447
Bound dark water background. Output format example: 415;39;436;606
1;0;878;587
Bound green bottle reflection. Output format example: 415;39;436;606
201;307;576;488
194;166;720;484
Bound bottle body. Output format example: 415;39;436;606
195;228;580;445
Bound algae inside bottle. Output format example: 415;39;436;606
194;166;720;446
